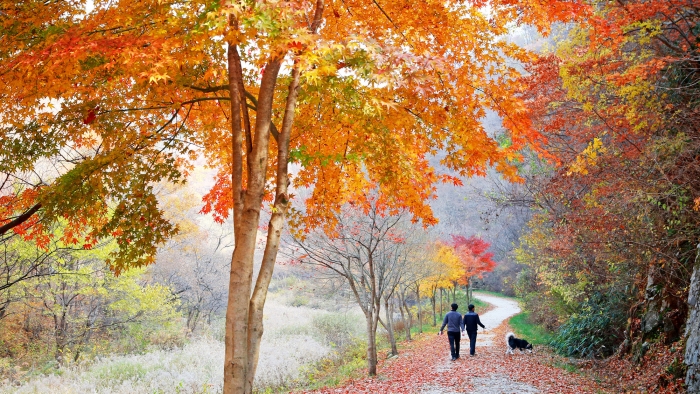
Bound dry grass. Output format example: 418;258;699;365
1;292;365;394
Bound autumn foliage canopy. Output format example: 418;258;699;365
1;0;586;269
0;0;616;391
449;235;496;283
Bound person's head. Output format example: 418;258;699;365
451;303;458;311
468;304;475;311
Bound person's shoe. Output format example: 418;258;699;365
451;357;456;361
455;356;460;359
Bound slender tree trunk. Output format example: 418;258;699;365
54;314;67;366
468;277;473;306
223;38;253;394
465;282;470;307
402;293;413;341
385;297;398;356
365;312;378;376
346;279;381;377
415;283;422;334
439;288;443;321
431;291;437;327
246;53;304;389
397;293;406;338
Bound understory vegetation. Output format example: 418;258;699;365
1;262;476;393
469;1;700;390
507;312;553;347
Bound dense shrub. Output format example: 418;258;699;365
514;268;570;331
550;292;628;358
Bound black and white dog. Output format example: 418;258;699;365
505;332;533;354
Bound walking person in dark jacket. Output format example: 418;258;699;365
463;304;486;356
439;303;464;361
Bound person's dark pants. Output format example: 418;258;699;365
467;330;477;355
447;331;461;359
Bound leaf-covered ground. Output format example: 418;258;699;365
300;293;689;393
303;321;609;394
577;342;686;393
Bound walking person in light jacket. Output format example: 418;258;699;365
463;303;486;356
439;303;465;361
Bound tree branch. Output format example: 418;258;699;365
0;203;42;236
183;84;230;93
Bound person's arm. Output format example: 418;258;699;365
477;314;485;329
439;313;448;333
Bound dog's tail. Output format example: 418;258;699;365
505;332;515;343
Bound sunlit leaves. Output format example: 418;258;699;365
1;0;592;274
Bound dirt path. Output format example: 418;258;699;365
422;293;538;393
306;293;609;394
467;293;520;347
421;293;539;394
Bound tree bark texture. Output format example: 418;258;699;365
415;283;423;333
402;291;413;341
385;297;398;356
468;277;473;307
224;54;281;394
685;245;700;393
366;314;378;376
397;293;406;334
222;3;325;392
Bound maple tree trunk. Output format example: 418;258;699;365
402;294;413;341
54;312;68;366
415;284;423;334
224;45;282;392
224;36;251;393
465;278;471;306
439;289;443;321
363;311;379;376
385;297;398;356
225;208;261;393
397;294;406;329
469;278;473;306
685;245;700;392
245;202;286;387
246;59;303;390
431;292;437;326
223;3;325;391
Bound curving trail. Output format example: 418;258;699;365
304;292;609;394
469;293;521;347
425;293;534;393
